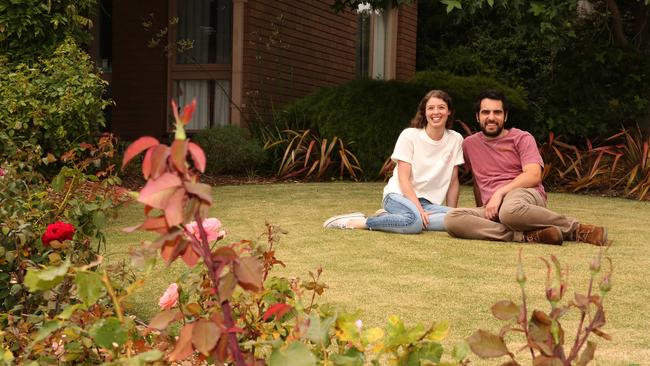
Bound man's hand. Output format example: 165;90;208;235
484;191;504;220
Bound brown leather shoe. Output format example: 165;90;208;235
575;224;608;246
523;227;563;245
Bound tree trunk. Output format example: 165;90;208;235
607;0;629;47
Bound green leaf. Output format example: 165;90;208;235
270;342;317;366
58;304;85;320
427;320;450;341
406;342;443;366
452;340;470;361
487;0;494;6
466;330;510;358
123;350;164;366
440;0;462;13
32;320;63;343
75;271;105;307
329;347;365;366
51;172;65;192
89;317;128;349
306;312;336;347
24;260;70;292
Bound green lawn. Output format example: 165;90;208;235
104;183;650;365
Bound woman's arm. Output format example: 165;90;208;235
446;165;460;208
397;160;429;228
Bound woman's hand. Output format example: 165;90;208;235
419;208;431;228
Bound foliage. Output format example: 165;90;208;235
0;0;96;64
539;127;650;200
276;79;429;178
191;126;268;176
0;135;126;314
416;0;650;142
262;128;363;181
0;38;111;162
467;248;612;365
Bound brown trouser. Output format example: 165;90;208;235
444;188;580;242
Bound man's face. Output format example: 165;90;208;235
477;98;507;138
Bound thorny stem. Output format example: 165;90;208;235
195;213;246;366
519;282;535;360
102;270;124;323
567;274;596;362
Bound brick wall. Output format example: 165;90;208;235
396;1;417;81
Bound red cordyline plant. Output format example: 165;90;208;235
122;99;264;364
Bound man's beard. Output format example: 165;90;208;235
481;123;503;137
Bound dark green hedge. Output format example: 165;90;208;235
273;73;529;179
191;126;268;175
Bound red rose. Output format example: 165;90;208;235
41;222;76;246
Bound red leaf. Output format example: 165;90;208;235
168;323;195;361
467;330;510;359
160;236;186;264
171;139;188;174
142;147;154;179
234;256;264;292
149;309;181;330
122;136;159;169
164;187;186;227
188;142;206;172
181;244;201;268
181;99;197;124
192;319;221;356
138;173;183;209
124;215;169;234
150;144;171;179
184;182;213;203
262;303;292;321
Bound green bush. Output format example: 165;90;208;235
0;38;111;162
277;79;430;178
274;76;527;178
191;126;268;175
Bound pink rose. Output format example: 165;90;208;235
185;218;225;243
158;283;179;310
0;167;4;177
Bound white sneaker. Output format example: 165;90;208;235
323;212;366;229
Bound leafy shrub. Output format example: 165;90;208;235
276;79;430;178
0;38;111;162
191;126;268;175
0;0;95;64
468;249;612;365
410;70;530;133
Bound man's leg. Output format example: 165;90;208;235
498;188;579;238
444;206;523;241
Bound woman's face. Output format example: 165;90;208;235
425;97;451;129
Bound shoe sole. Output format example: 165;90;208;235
322;212;365;228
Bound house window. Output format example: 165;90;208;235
355;6;397;80
356;11;370;78
171;0;233;130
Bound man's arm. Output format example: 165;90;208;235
484;163;542;220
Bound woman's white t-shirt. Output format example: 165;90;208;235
382;128;464;205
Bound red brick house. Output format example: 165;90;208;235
90;0;417;140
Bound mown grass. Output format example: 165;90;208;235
104;183;650;365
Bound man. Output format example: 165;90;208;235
444;89;607;245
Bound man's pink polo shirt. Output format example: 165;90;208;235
464;128;546;206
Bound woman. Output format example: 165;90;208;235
323;90;464;234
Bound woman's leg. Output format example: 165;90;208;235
419;199;451;231
365;193;423;234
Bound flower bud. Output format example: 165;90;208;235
589;254;601;274
599;275;612;294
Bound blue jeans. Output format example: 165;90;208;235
366;193;450;234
